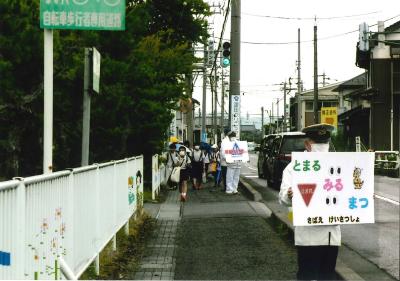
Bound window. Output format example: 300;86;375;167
280;136;307;154
305;101;313;111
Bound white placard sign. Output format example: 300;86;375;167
222;141;249;163
230;95;241;139
291;152;375;226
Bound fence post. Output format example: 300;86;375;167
94;164;101;276
125;159;130;235
112;162;117;251
14;177;26;279
66;170;74;275
152;155;156;200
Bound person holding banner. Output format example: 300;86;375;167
279;123;341;281
223;131;241;194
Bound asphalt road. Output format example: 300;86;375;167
243;152;400;280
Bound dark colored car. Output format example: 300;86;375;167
258;132;336;189
257;134;277;179
264;132;308;188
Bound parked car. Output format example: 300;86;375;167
264;132;307;188
258;132;336;189
257;134;277;179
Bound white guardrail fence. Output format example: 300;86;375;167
151;155;166;200
0;156;144;280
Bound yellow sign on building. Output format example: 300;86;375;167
321;107;338;128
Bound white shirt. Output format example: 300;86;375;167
192;150;205;163
279;144;341;246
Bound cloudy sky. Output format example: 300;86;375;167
192;0;400;128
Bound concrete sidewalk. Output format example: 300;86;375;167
135;182;298;280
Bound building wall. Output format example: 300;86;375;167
370;59;400;150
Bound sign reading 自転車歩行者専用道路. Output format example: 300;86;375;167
222;141;249;163
40;0;125;31
291;152;375;226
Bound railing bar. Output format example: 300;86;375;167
23;171;71;185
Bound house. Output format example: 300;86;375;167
290;82;341;131
332;73;369;147
349;20;400;151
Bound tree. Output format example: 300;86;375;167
0;0;210;179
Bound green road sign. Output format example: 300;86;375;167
40;0;125;31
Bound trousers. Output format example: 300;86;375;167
297;246;339;280
226;167;241;193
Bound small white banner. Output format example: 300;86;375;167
222;141;249;163
230;95;241;139
291;152;375;226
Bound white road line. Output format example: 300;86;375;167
374;194;400;206
246;166;257;171
245;175;259;178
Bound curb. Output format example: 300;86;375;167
239;177;365;281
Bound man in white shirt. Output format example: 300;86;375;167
222;131;241;194
279;123;340;280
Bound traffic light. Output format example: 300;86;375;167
221;41;230;67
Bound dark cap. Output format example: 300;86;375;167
302;123;334;143
227;131;236;137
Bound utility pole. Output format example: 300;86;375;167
261;106;264;136
322;72;326;87
271;102;274;133
186;74;194;146
313;21;319;124
81;48;92;166
220;68;225;140
229;0;241;135
297;28;302;130
283;82;287;132
213;67;218;143
202;43;207;142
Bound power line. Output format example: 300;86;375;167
241;11;381;20
223;13;400;45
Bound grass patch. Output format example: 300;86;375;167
80;212;156;280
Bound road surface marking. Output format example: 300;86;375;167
245;175;259;178
245;165;257;171
374;194;400;206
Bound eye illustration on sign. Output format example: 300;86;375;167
325;195;338;206
353;167;364;189
329;166;342;175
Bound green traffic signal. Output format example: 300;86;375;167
222;41;231;68
222;57;230;67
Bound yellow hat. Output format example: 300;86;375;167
169;136;179;143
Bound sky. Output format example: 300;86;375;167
192;0;400;129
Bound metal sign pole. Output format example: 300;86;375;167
43;29;53;174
